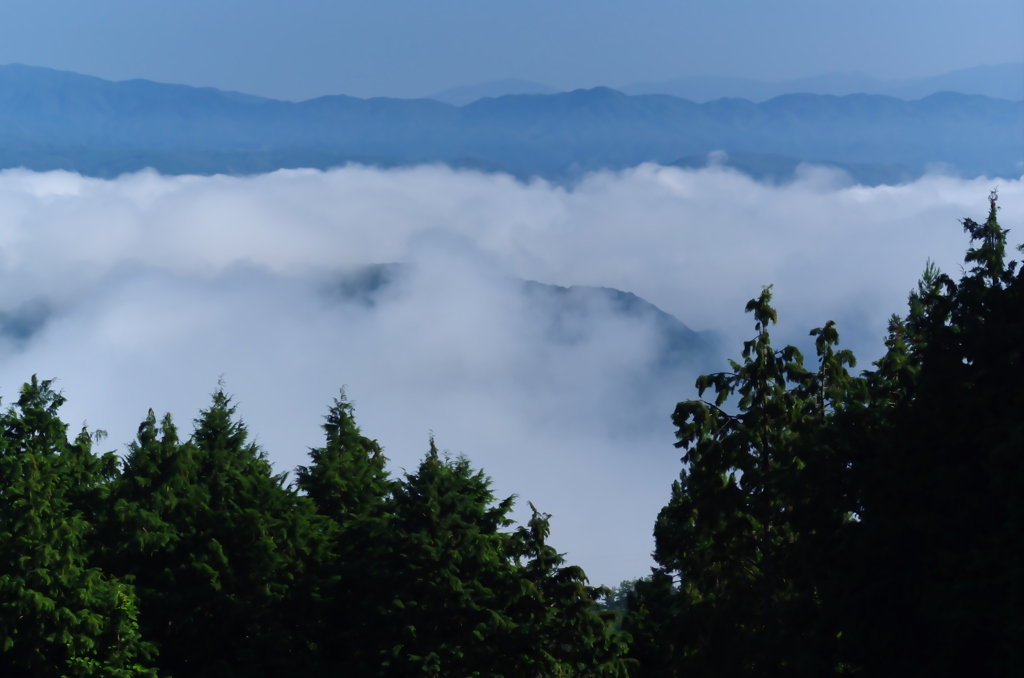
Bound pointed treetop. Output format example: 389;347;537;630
963;188;1010;281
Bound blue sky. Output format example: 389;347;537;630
1;0;1021;100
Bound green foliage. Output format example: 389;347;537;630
621;572;684;678
638;192;1022;677
507;503;636;677
294;391;394;674
335;438;634;677
294;398;634;676
644;287;860;676
296;390;391;521
378;441;518;676
105;388;321;678
0;379;631;676
598;578;646;632
0;377;156;677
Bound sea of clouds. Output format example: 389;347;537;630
0;162;1019;586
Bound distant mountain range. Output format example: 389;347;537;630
429;79;559;107
618;63;1024;103
0;63;1021;183
428;64;1024;105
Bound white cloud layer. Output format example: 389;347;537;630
0;163;1019;586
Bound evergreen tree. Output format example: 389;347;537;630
620;571;684;678
378;440;520;676
834;192;1023;675
639;192;1021;676
375;439;633;677
294;391;394;674
506;503;636;677
0;377;156;677
641;289;861;676
297;390;391;520
107;388;321;677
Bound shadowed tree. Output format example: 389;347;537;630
106;387;321;678
294;391;395;674
374;439;633;677
0;376;156;677
506;502;636;676
635;192;1021;677
642;288;860;677
833;192;1023;675
376;440;519;676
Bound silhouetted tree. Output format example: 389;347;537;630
643;289;859;676
638;192;1022;677
834;192;1023;675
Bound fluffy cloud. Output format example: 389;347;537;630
0;163;1019;586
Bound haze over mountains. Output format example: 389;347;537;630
1;63;1021;184
432;64;1024;105
617;63;1024;102
429;78;561;107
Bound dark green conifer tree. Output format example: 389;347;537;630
374;439;633;677
833;192;1023;675
107;388;321;678
637;192;1021;677
639;289;861;676
297;390;391;520
294;391;394;674
506;503;636;676
620;572;683;677
378;440;519;676
0;377;156;677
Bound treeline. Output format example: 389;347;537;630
0;194;1020;677
0;386;631;677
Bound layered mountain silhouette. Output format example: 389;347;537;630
616;63;1024;103
429;64;1024;105
428;79;559;106
0;63;1021;182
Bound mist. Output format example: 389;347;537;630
0;163;1019;586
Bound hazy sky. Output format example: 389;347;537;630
1;164;1018;585
0;0;1021;99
